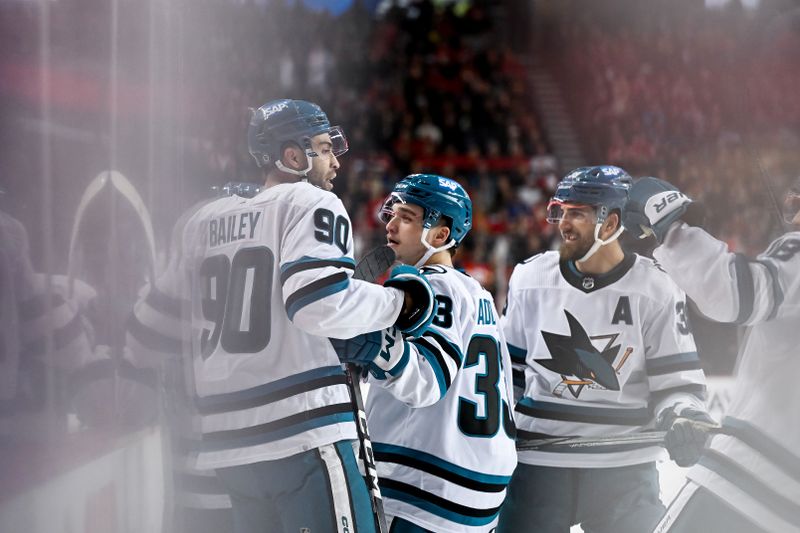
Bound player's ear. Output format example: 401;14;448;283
430;224;451;248
602;211;621;237
281;143;304;170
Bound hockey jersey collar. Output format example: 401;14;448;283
559;252;636;293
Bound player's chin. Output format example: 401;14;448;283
322;179;334;191
558;241;586;262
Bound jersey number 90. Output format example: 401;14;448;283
199;246;274;358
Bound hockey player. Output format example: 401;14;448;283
332;174;517;532
125;195;235;533
0;208;95;437
497;166;711;533
160;100;438;533
624;176;800;533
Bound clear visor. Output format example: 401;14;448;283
378;192;405;224
546;199;595;224
328;125;348;157
783;190;800;224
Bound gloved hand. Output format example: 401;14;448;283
623;177;695;243
657;406;719;467
384;265;437;337
330;327;410;380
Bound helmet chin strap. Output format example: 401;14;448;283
274;149;314;179
576;222;624;264
413;227;455;268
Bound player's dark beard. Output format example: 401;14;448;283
558;231;594;262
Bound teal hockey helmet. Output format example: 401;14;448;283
247;99;348;172
380;173;473;247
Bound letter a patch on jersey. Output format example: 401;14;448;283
611;296;633;325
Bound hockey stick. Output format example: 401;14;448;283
517;431;668;452
517;423;723;452
348;244;396;533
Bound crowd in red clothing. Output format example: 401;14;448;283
552;0;800;255
3;0;799;289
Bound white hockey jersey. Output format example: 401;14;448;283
366;266;517;533
126;201;232;512
164;182;405;469
655;224;800;531
503;251;707;468
0;211;94;425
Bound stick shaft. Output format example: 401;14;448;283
346;245;395;533
516;431;667;451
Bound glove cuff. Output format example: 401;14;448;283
384;267;437;337
369;330;410;380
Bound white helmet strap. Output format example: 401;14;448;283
414;227;456;268
576;221;624;264
275;146;314;179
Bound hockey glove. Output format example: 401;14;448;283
623;177;696;243
657;406;719;467
384;265;437;338
330;327;409;379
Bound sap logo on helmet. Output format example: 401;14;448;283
644;190;690;222
261;101;290;120
396;183;409;190
601;166;622;176
438;177;459;191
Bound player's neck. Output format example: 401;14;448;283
264;170;302;189
574;243;624;275
424;250;454;268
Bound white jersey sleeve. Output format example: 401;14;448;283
654;224;800;531
278;188;403;338
639;264;706;418
655;223;799;325
367;266;465;407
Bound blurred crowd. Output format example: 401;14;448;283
551;0;800;254
2;0;800;417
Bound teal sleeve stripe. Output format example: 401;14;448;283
285;273;349;320
645;352;701;376
280;256;354;285
412;340;448;398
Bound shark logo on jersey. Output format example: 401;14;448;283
536;310;633;398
